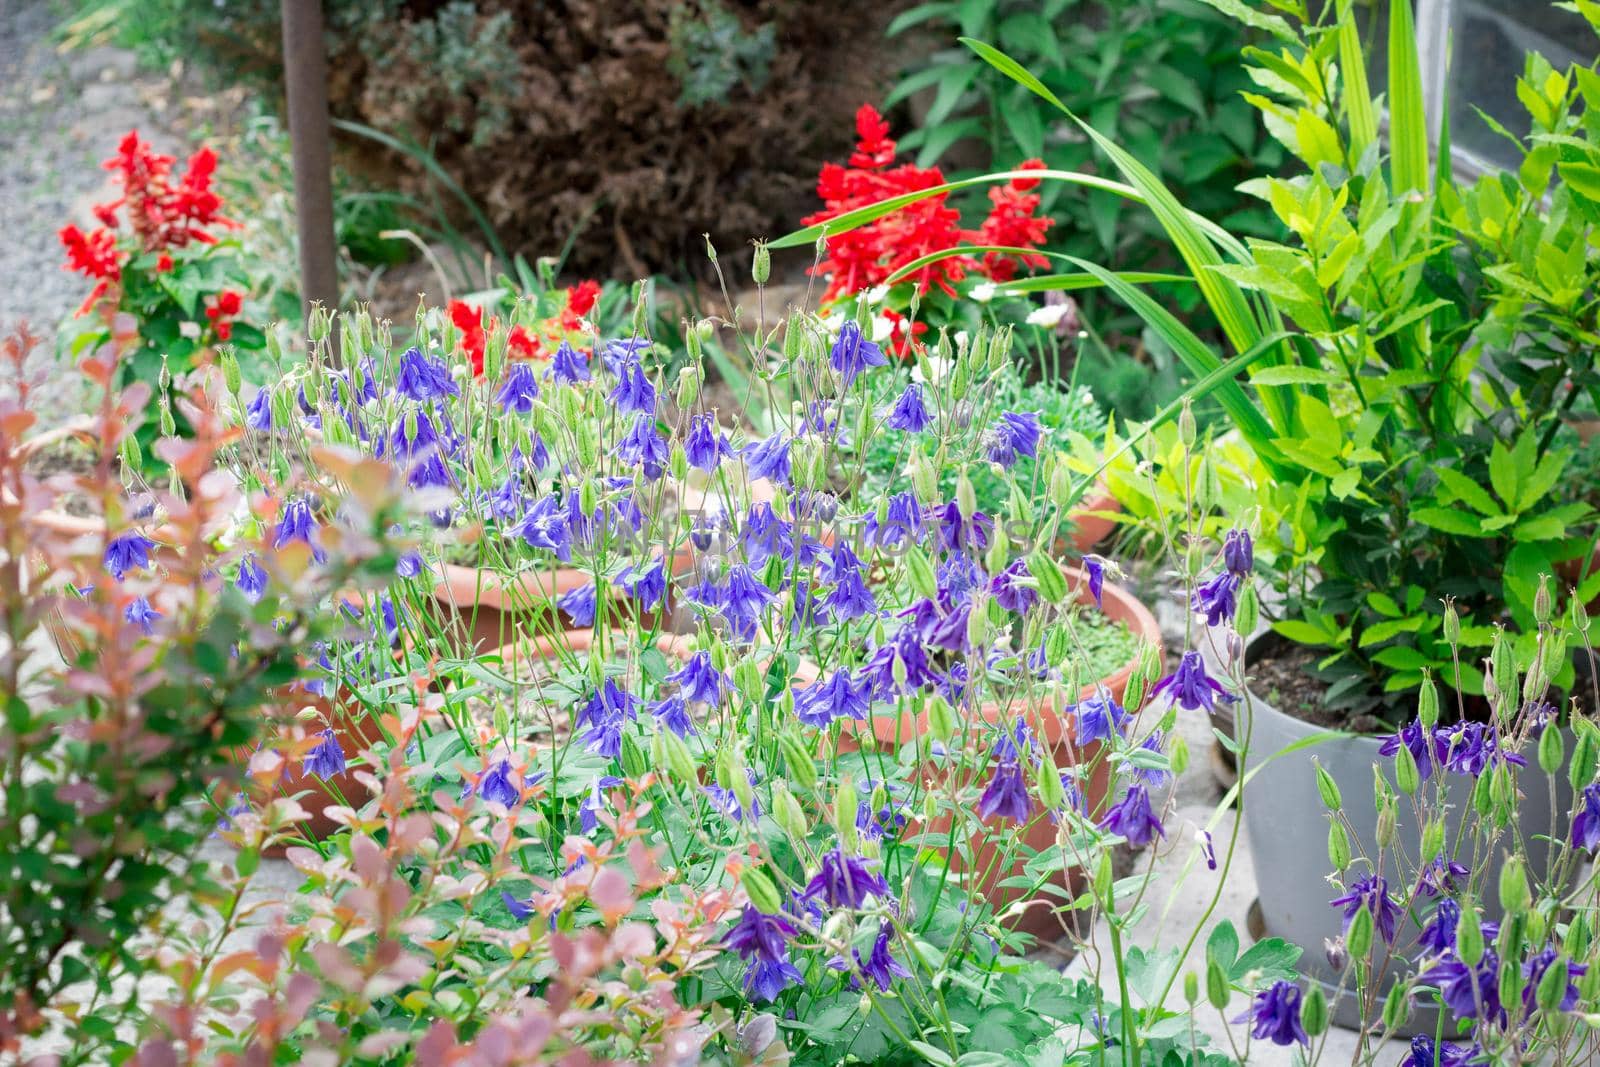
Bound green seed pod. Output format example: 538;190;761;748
1301;984;1328;1036
772;781;807;841
620;733;649;780
1536;955;1571;1015
730;766;756;823
1500;855;1530;915
1178;400;1196;449
1093;851;1114;911
874;496;890;530
704;234;719;264
1028;549;1068;604
742;868;783;914
956;473;977;521
1499;912;1527;966
1036;756;1065;810
1499;956;1525;1019
1534;574;1552;626
1571;729;1599;790
659;728;698;787
926;693;956;742
1573;594;1590;634
1526;907;1547;948
1457;898;1484;965
1567;912;1592;960
910;451;937;502
1376;798;1397;848
778;733;818;792
1421;819;1445;863
574;419;599;469
713;745;736;792
1491;765;1516;827
1539;724;1565;776
1315;763;1343;811
834;776;859;851
119;433;142;473
752;241;771;286
1048;464;1076;511
676;366;699;410
1443;598;1461;647
1170;735;1190;777
1328;822;1351;871
1395;743;1420;795
1205;959;1230;1011
1184;971;1200;1006
1472;768;1494;816
669;441;689;482
220;349;241;396
905;547;937;600
965;602;988;649
1417;671;1440;729
985;524;1010;576
1346;904;1374;960
1235;583;1259;638
579;478;598;518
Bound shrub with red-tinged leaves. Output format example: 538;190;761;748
57;132;267;457
802;105;1052;308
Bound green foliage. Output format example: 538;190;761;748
667;0;777;108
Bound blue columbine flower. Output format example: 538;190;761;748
1404;1036;1474;1067
1423;947;1504;1026
985;411;1043;469
502;892;535;922
1072;688;1127;745
301;728;347;780
884;382;931;432
684;412;729;471
668;651;725;705
1330;874;1401;944
725;908;802;1003
550;340;590;384
704;771;761;823
650;695;694;737
1131;732;1173;790
720;565;775;641
495;362;540;412
396;550;424;580
245;388;273;430
804;848;889;908
1380;719;1443;784
273;498;324;563
1191;571;1240;626
1416;856;1470;898
516;493;572;561
579;775;623;833
235;553;267;603
1574;784;1600;851
1099;785;1164;847
104;532;155;580
1150;651;1237;714
928;500;991;555
620;557;667;608
559;582;597;626
830;320;888;387
861;629;935;699
1437;721;1526;776
609;360;657;415
978;757;1032;822
1224;528;1254;575
1233;980;1308;1047
1523;946;1585;1014
794;670;870;727
854;925;911;990
743;433;791;485
1417;897;1463;956
991;559;1037;615
123;595;160;634
618;415;668;480
1084;555;1106;609
863;491;923;549
466;759;524;807
395;346;458;401
577;679;641;759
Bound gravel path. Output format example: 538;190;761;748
0;0;182;427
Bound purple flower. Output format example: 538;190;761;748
1131;731;1173;789
928;500;990;555
608;360;657;415
618;415;668;480
1224;528;1253;575
245;387;273;430
395;346;458;401
123;595;160;634
1380;719;1442;784
803;848;889;908
1437;721;1526;776
1233;980;1308;1047
978;757;1032;823
685;413;730;472
516;494;571;561
495;362;540;412
464;759;524;807
830;320;888;387
301;728;347;780
794;670;870;727
743;433;791;486
236;552;267;603
1071;689;1127;745
406;451;453;491
821;545;877;622
650;695;694;737
104;532;155;580
558;582;597;626
991;559;1038;615
884;382;931;432
550;341;590;384
1574;784;1600;851
1083;555;1105;610
273;498;326;564
1416;857;1470;898
601;338;651;374
1099;785;1164;847
703;771;760;822
1404;1036;1474;1067
668;651;725;705
1417;898;1463;956
720;565;775;641
1150;651;1238;714
619;557;667;608
861;629;935;698
1330;874;1401;945
725;908;801;1003
1523;946;1584;1014
1190;571;1240;626
502;892;535;921
863;492;923;549
1423;949;1503;1025
396;549;424;580
854;925;911;990
578;679;641;759
579;775;622;833
985;411;1042;469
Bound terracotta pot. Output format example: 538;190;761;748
834;566;1162;941
1066;481;1121;553
1568;417;1600;445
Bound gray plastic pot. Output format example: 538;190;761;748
1239;642;1573;1036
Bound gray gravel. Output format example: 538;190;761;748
0;0;178;426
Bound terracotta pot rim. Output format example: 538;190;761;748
431;544;697;613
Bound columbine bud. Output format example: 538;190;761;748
1574;595;1590;634
1534;574;1553;626
1184;971;1200;1005
926;693;956;742
1500;855;1531;915
676;366;699;409
1536;955;1571;1015
910;451;937;502
1456;899;1484;965
905;546;937;600
1422;819;1445;863
956;473;977;522
1395;743;1420;795
1036;757;1065;810
120;433;142;472
772;782;808;841
1302;985;1328;1036
1205;959;1230;1010
658;729;698;787
1324;938;1349;972
1539;725;1565;776
1178;400;1196;449
1346;904;1374;960
752;241;771;286
1315;763;1343;811
1328;822;1351;870
704;234;718;265
1381;981;1408;1031
1376;798;1397;847
1572;728;1599;791
1443;597;1461;647
1418;671;1440;728
221;350;241;395
834;776;859;851
778;732;819;792
741;868;783;914
1236;583;1259;637
1170;735;1190;777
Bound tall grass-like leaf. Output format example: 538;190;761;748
1386;0;1429;194
960;37;1294;435
881;244;1192;289
1336;0;1378;160
1064;256;1288;472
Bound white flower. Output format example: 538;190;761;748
865;284;891;306
179;321;201;340
871;315;895;344
1025;304;1071;328
970;282;998;303
954;330;969;353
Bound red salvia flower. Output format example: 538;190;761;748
449;300;488;378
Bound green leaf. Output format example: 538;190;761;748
1193;0;1296;41
1488;441;1519;511
1559;161;1600;201
1273;620;1337;646
1335;0;1378;158
1386;0;1429;194
1434;468;1500;517
1229;937;1303;987
1411;507;1488;538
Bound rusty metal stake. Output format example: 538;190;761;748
280;0;339;355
